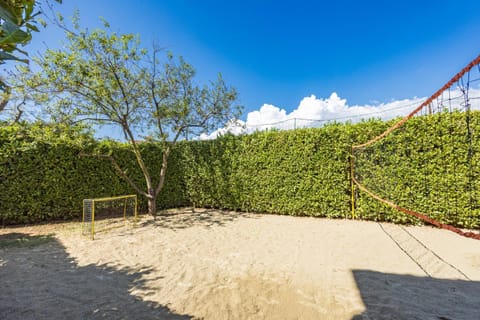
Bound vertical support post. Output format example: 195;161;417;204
123;198;127;226
465;89;474;216
82;199;85;235
350;145;356;219
134;195;138;227
91;200;95;240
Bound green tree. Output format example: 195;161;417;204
19;18;242;216
1;0;39;67
0;0;61;119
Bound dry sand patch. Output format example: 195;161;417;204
1;209;479;319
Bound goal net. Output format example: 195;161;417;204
82;195;138;240
351;55;480;240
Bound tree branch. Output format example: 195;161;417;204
0;85;11;113
70;117;117;125
154;145;170;196
105;56;131;116
121;122;153;194
80;152;147;197
12;109;23;124
150;48;164;138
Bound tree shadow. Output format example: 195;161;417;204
351;269;480;320
0;233;192;320
142;207;258;230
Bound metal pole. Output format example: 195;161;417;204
350;145;356;219
91;200;95;240
82;200;85;235
134;195;138;226
123;198;127;226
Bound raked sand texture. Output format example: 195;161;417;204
1;209;479;319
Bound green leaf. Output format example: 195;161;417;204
0;3;20;25
26;23;39;33
0;51;28;63
0;21;31;45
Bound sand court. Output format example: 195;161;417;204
1;208;479;319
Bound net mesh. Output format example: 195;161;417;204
82;195;137;239
352;55;480;240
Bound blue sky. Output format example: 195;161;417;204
19;0;480;132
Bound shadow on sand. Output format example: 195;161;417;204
141;208;258;230
351;269;480;320
0;233;192;320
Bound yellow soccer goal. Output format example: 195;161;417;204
82;195;138;240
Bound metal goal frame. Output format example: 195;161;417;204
82;195;138;240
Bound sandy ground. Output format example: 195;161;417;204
1;208;479;320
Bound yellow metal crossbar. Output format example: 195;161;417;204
85;194;138;202
82;195;138;240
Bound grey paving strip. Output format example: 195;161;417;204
378;223;470;280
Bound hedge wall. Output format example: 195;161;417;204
181;114;479;228
182;120;402;221
0;123;187;224
354;111;480;228
1;114;479;229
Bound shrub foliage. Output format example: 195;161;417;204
1;114;479;229
0;123;187;224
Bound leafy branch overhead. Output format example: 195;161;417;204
17;15;242;216
0;0;62;123
0;1;61;72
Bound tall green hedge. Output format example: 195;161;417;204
181;115;479;229
0;123;187;224
354;111;480;228
182;120;397;220
1;114;479;229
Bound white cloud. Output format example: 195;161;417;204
199;119;246;140
289;93;347;120
246;104;287;125
243;92;428;132
202;87;480;140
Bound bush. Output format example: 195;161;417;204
0;123;187;224
1;114;479;229
181;115;479;229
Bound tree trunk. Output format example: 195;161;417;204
153;147;170;218
148;189;156;219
